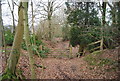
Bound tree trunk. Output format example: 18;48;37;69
11;0;15;34
0;0;4;52
7;2;24;74
108;3;116;26
23;2;36;79
100;2;106;51
0;0;2;47
47;0;53;41
48;19;52;40
0;0;6;62
102;2;106;26
11;11;15;34
77;45;84;57
0;0;3;67
31;0;36;45
7;0;15;34
117;2;120;26
85;2;89;25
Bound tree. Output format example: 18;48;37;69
117;2;120;44
109;2;120;45
0;0;4;52
85;2;89;25
0;0;2;75
0;0;7;64
6;1;24;76
100;2;107;50
66;2;101;56
116;2;120;27
3;1;36;79
0;0;2;48
31;0;36;45
38;0;63;40
7;0;15;34
66;2;101;26
108;3;117;26
102;2;107;26
23;1;36;79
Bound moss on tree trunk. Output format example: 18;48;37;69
7;2;24;74
23;2;36;79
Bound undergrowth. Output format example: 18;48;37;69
84;50;118;71
0;68;24;80
21;39;50;58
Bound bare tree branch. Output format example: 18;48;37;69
7;0;12;12
107;2;113;9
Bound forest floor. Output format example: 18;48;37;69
1;37;119;79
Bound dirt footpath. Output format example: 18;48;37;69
18;38;118;79
1;38;118;79
19;54;118;79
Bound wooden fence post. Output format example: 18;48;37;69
100;37;103;51
40;45;43;51
69;45;72;58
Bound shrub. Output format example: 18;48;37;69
84;51;117;68
30;34;43;46
21;34;44;50
37;46;49;58
21;41;27;50
5;30;14;46
31;44;49;58
84;51;102;65
38;50;48;58
70;26;100;49
103;26;120;49
21;35;49;58
62;24;70;41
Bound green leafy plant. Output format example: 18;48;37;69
5;31;14;46
21;35;44;50
62;24;70;41
34;64;46;69
21;36;50;58
30;35;44;46
84;51;102;65
0;69;20;80
21;41;27;50
84;51;118;70
37;46;50;58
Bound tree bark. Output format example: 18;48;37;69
100;2;106;51
108;3;116;26
23;2;36;79
0;0;2;45
47;0;53;40
117;2;120;26
7;2;24;74
102;2;106;26
0;0;3;51
0;0;4;72
31;0;36;45
48;19;52;40
0;0;6;61
77;45;84;57
11;0;15;34
85;2;89;25
7;0;15;34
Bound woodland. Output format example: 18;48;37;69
0;0;120;80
